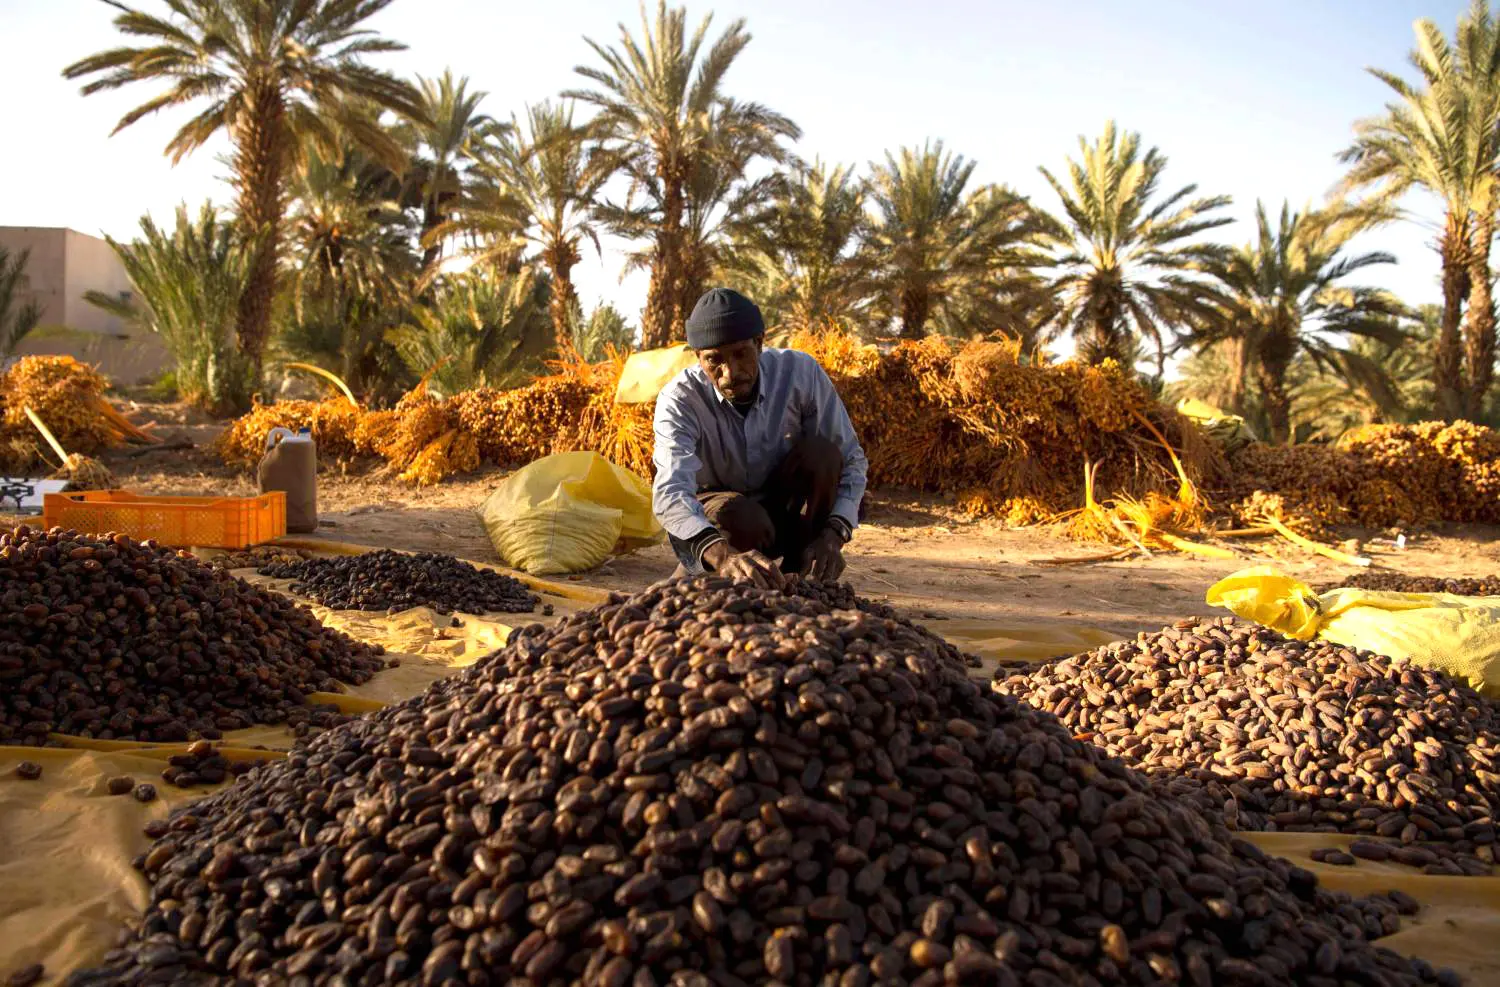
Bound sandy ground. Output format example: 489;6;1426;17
32;401;1500;648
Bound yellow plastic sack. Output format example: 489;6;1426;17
1207;566;1500;696
1177;397;1258;454
481;451;663;575
614;344;697;404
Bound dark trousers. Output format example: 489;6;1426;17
670;435;844;574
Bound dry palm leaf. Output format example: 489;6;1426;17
1260;514;1371;567
25;405;116;490
285;362;359;408
54;453;115;490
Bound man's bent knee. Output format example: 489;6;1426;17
706;494;776;554
786;435;843;488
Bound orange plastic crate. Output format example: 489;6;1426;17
42;490;287;549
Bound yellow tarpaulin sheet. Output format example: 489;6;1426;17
1207;566;1500;697
480;451;663;576
938;620;1124;677
614;343;696;404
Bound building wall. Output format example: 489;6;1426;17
62;229;132;335
0;227;159;383
0;227;66;329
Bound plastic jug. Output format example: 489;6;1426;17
258;427;318;534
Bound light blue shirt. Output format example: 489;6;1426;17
652;348;869;542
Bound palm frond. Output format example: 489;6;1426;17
0;246;42;358
1039;121;1232;368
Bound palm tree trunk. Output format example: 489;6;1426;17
898;285;930;340
421;196;443;270
1436;213;1472;421
1254;325;1298;444
1256;353;1293;445
1463;207;1497;421
643;167;687;349
421;162;453;270
544;237;581;352
1224;337;1250;418
1087;294;1128;366
678;240;712;329
643;247;678;350
231;81;289;412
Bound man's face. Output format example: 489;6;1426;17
696;338;762;403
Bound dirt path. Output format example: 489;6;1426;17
80;407;1500;651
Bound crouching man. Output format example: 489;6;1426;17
652;287;869;588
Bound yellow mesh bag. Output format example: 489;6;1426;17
480;452;663;575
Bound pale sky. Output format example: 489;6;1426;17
0;0;1472;348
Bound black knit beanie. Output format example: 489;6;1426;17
684;287;765;350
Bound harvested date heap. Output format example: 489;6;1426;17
995;617;1500;868
1321;571;1500;597
73;579;1454;987
0;526;387;745
209;546;313;571
259;549;539;616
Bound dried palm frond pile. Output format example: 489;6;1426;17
52;452;115;491
795;331;1216;521
214;397;367;468
0;356;151;472
467;351;623;468
215;334;1216;512
1227;421;1500;533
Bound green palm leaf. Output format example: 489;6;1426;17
84;203;253;414
0;247;42;359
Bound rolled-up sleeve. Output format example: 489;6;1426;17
806;362;868;530
652;384;717;542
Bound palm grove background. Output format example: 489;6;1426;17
5;0;1500;447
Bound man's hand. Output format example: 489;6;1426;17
799;528;846;582
702;540;787;590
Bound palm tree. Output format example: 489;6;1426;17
1295;311;1436;439
599;102;792;327
287;143;415;310
675;102;796;316
863;142;1054;340
1172;308;1434;442
1040;121;1233;373
439;102;607;347
63;0;425;409
282;139;417;394
84;204;251;413
1194;201;1408;444
567;1;799;347
1340;1;1500;420
717;160;870;329
573;301;637;360
401;70;497;269
1169;341;1255;421
0;247;42;358
386;269;554;396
